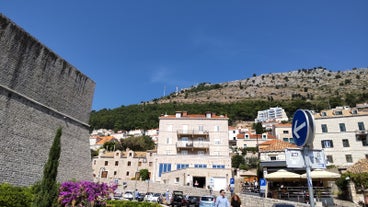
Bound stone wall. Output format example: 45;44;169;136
0;14;95;186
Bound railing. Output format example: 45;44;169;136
177;130;209;136
176;141;210;148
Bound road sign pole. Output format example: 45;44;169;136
304;146;315;207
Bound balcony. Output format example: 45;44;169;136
177;130;209;138
176;141;210;149
355;130;368;140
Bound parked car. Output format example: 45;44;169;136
170;190;188;207
136;192;145;201
199;195;215;207
113;192;123;200
187;195;200;207
144;192;154;201
123;191;133;200
147;193;163;203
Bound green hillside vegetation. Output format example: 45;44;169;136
89;92;368;132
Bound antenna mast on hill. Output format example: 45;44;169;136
163;85;166;96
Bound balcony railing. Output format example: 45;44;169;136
355;130;368;140
177;130;209;136
176;141;210;148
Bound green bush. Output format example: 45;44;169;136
0;183;33;207
107;200;162;207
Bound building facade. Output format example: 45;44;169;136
313;106;368;169
155;111;232;191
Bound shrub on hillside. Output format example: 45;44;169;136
0;183;33;207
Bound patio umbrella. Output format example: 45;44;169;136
265;169;301;180
301;169;340;180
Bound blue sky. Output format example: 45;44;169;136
2;1;368;111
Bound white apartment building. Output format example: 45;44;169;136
156;111;232;191
272;123;293;143
255;107;288;123
313;106;368;169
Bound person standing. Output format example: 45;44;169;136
215;189;230;207
230;194;241;207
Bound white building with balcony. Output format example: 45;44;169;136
255;107;288;123
155;111;232;191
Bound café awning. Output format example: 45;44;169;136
301;169;340;180
265;169;301;180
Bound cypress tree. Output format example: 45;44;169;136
33;127;62;207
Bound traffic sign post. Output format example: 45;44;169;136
291;109;316;207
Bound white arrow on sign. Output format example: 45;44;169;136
293;120;306;139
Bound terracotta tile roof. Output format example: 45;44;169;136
259;139;299;152
96;136;117;145
346;158;368;174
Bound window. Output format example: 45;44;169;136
345;154;353;163
214;126;220;132
166;137;171;144
358;122;365;131
101;171;108;178
326;155;333;163
334;110;343;115
175;177;180;183
158;163;171;177
245;134;249;139
283;130;289;134
93;160;96;165
213;165;225;169
181;150;188;155
243;144;247;148
321;140;334;148
114;171;117;176
104;161;108;166
339;123;346;132
262;134;267;139
177;164;189;169
321;124;328;133
321;111;327;116
126;171;129;176
199;125;204;132
115;161;119;166
352;109;358;114
270;156;277;160
290;138;294;143
198;151;205;155
342;139;350;147
149;162;153;167
127;161;131;166
194;164;207;168
214;139;220;144
283;138;289;142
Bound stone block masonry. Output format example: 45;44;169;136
0;14;96;186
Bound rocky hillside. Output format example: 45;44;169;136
155;67;368;104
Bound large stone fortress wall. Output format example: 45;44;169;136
0;14;96;186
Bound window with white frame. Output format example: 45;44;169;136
321;140;334;148
342;139;350;147
214;138;220;144
181;150;188;155
321;124;328;133
345;154;353;163
214;126;220;132
358;122;365;131
339;123;346;132
326;155;333;163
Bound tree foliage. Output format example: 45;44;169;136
0;183;33;207
231;154;245;168
33;127;62;207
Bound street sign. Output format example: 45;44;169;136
285;148;327;169
285;148;305;168
230;177;234;184
292;109;315;147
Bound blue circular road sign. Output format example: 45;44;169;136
292;109;315;147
